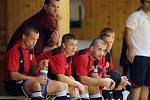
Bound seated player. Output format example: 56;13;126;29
89;27;130;100
37;33;89;100
72;38;115;100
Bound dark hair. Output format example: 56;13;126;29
23;27;39;36
141;0;144;3
98;27;114;39
44;0;60;5
61;33;77;44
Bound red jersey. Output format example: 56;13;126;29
100;52;114;71
37;47;72;78
72;48;105;77
93;52;114;78
4;42;36;81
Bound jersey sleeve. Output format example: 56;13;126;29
49;54;66;74
36;51;50;62
74;55;89;76
6;48;20;72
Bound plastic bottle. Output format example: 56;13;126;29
40;69;48;97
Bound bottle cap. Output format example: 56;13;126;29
40;69;48;76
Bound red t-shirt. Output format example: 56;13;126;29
37;47;72;76
95;52;114;78
72;48;106;78
73;48;94;76
4;43;36;81
100;52;114;71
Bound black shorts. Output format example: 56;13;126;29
131;56;150;87
4;80;26;96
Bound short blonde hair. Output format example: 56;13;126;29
98;27;114;39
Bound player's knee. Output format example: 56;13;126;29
57;82;68;91
88;86;100;94
115;84;123;90
84;85;88;92
30;80;41;91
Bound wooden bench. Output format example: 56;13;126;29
0;96;27;100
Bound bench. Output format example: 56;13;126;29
0;96;27;100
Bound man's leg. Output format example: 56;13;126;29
88;86;102;100
130;87;141;100
68;86;80;99
148;88;150;100
68;85;89;100
139;85;149;100
47;79;68;100
68;85;90;100
102;84;123;100
140;57;150;100
80;85;90;100
102;90;112;100
112;82;125;100
113;90;123;100
24;79;43;100
130;56;147;100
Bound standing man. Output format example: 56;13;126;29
72;39;115;100
7;0;61;56
125;0;150;99
4;27;68;100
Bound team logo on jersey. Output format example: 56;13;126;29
89;66;102;74
89;66;97;72
94;66;98;73
106;61;109;68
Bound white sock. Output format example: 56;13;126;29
55;90;67;97
80;93;90;99
31;92;42;97
67;93;70;98
90;93;102;98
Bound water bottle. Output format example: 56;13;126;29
40;69;48;97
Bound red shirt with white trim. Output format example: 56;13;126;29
100;52;114;71
4;42;36;81
72;48;107;78
73;48;100;76
37;47;72;76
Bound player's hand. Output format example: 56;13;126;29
121;76;128;83
71;88;80;99
127;48;135;63
33;76;48;84
38;59;49;70
120;76;131;88
103;78;115;90
55;9;62;21
76;82;86;93
103;74;110;78
51;30;60;46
